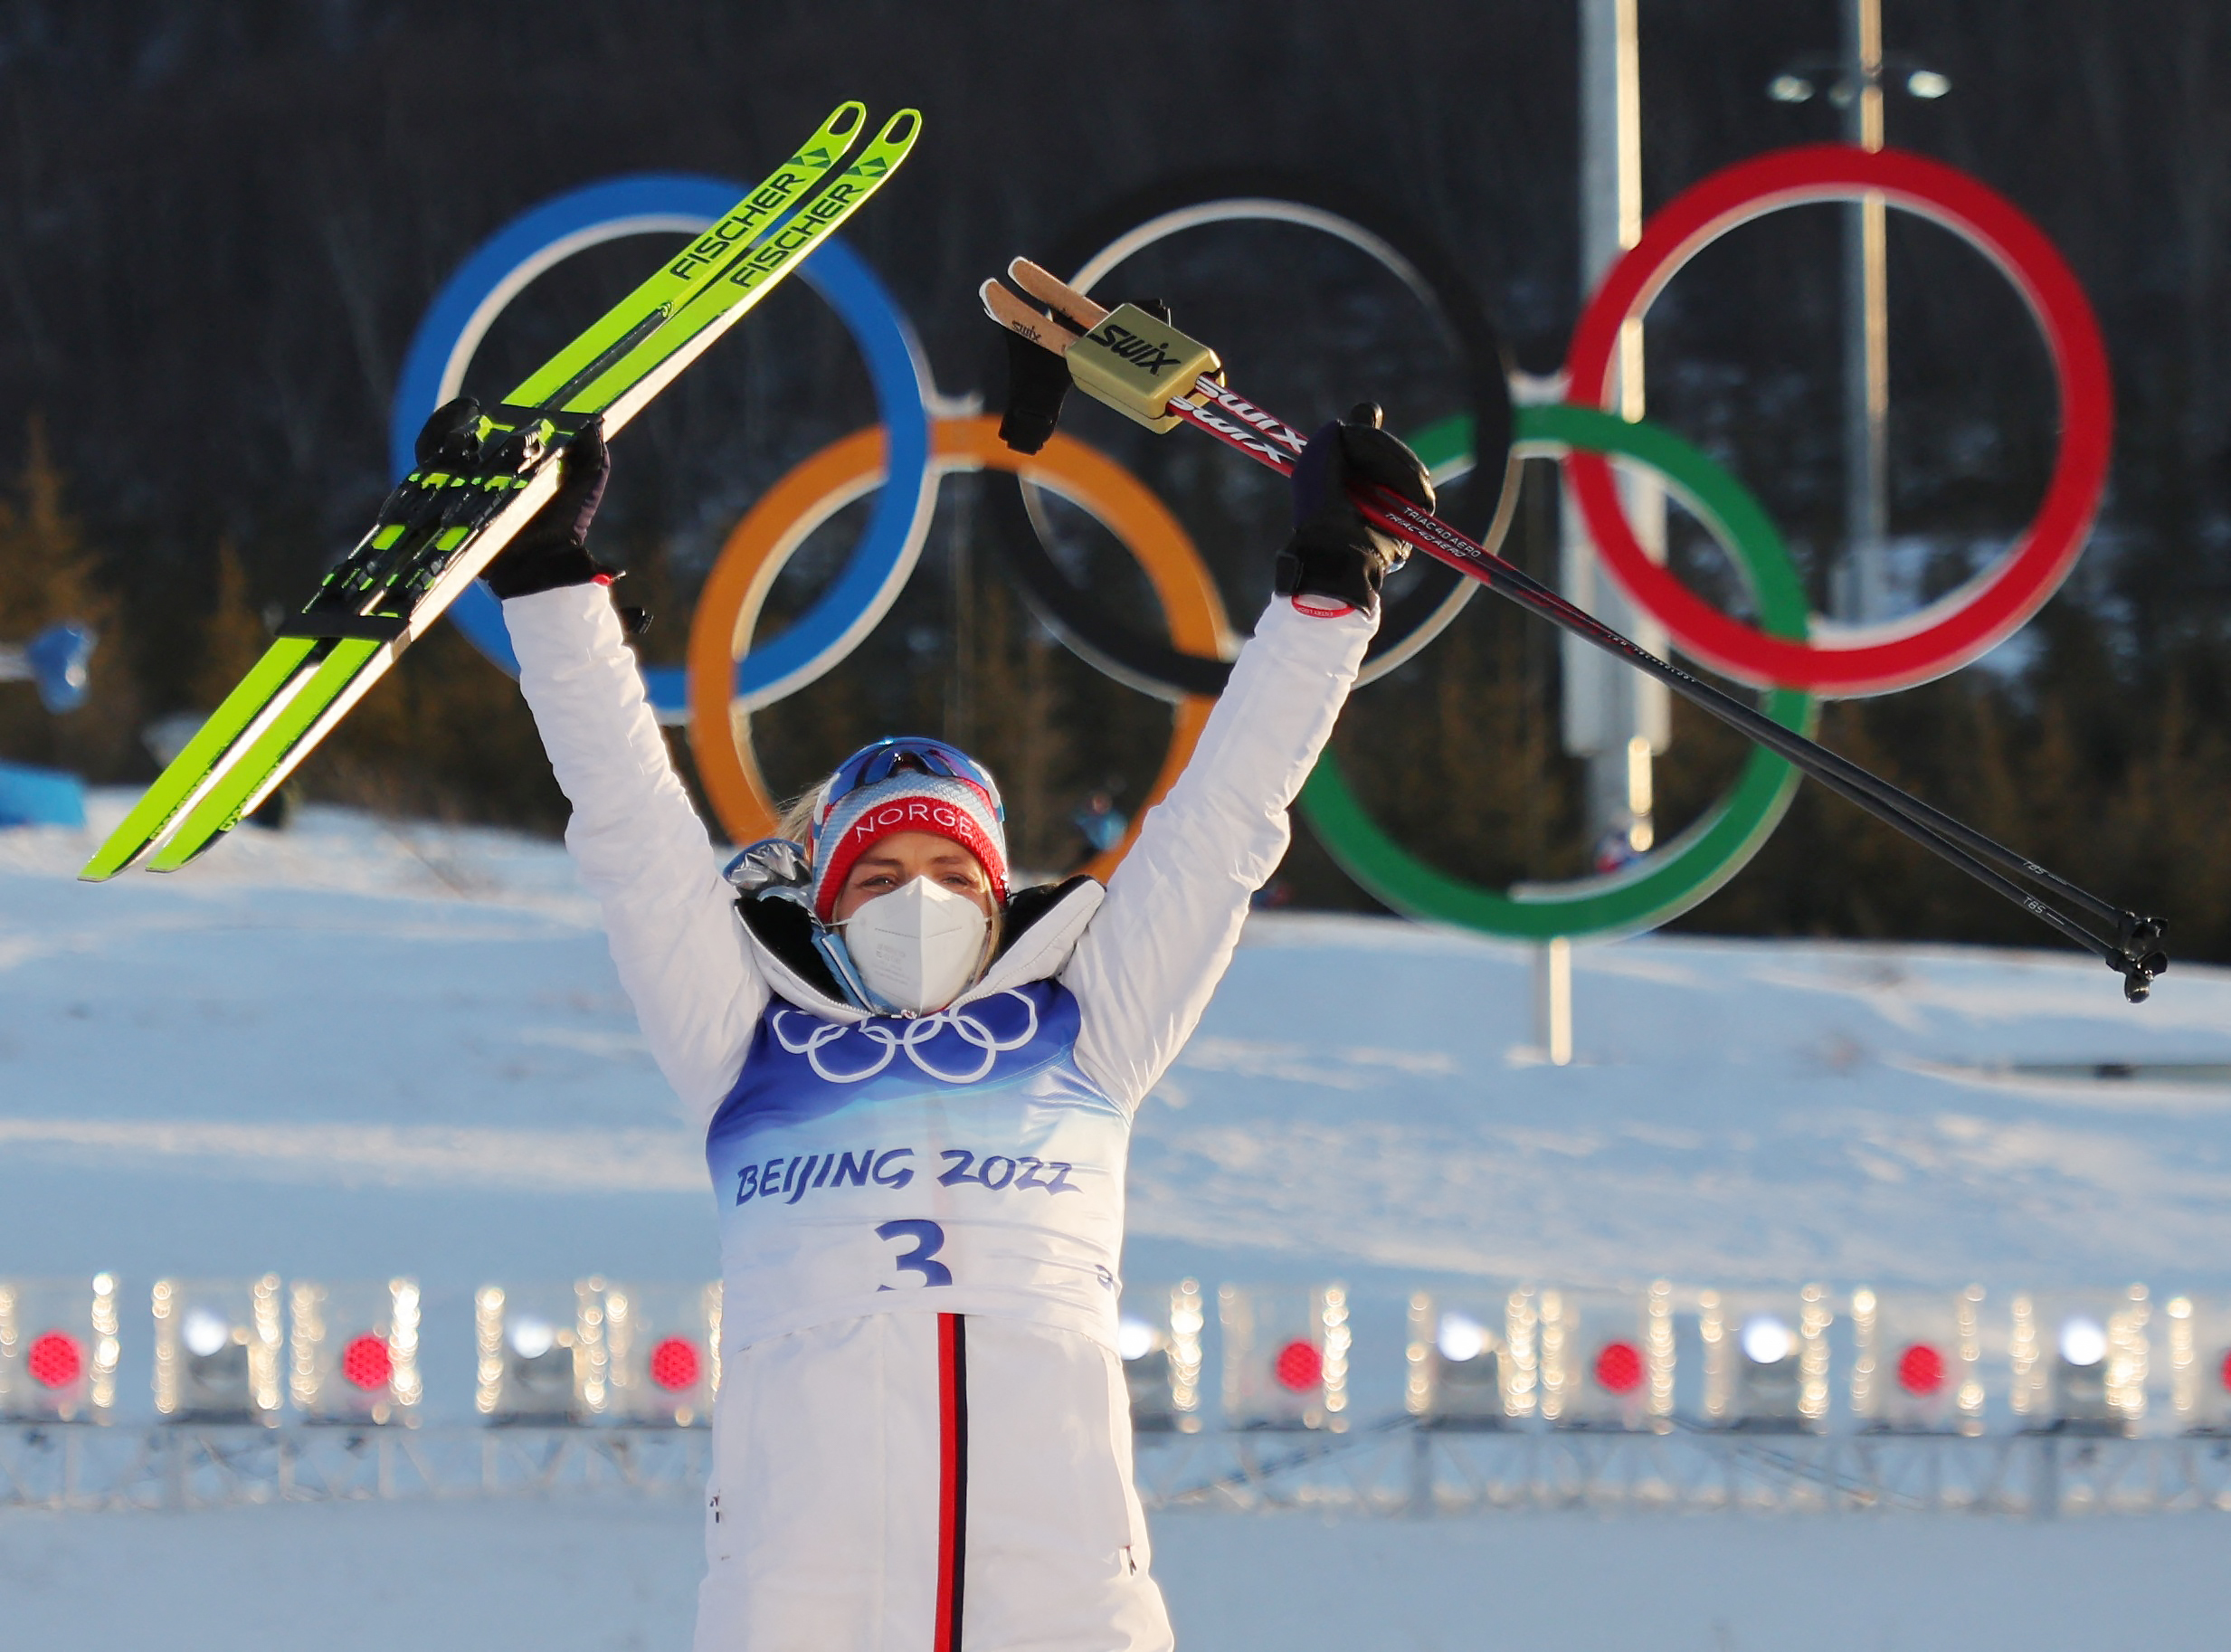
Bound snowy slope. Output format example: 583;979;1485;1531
5;794;2226;1322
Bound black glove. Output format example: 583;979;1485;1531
429;400;613;600
1273;403;1435;617
413;394;487;472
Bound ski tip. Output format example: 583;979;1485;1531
873;108;922;148
81;818;163;880
144;826;219;874
825;101;868;138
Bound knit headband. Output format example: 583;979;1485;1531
810;773;1010;922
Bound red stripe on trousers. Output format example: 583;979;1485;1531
935;1313;968;1652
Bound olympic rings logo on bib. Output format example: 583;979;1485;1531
771;992;1042;1086
394;149;2110;947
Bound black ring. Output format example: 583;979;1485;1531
989;171;1518;699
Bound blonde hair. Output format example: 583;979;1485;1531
776;785;822;850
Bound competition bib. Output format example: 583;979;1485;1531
705;981;1132;1350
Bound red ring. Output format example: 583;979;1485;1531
1565;144;2112;696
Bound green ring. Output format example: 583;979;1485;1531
1296;404;1818;942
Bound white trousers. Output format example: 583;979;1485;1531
694;1311;1175;1652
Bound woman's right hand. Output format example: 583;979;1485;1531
411;396;615;600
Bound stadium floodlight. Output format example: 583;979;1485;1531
1405;1287;1542;1430
590;1279;721;1427
2008;1286;2150;1434
0;1275;120;1424
1906;69;1951;99
1769;73;1816;103
1220;1284;1351;1431
1700;1286;1833;1431
1849;1286;1988;1434
1118;1280;1205;1434
152;1276;283;1424
288;1278;422;1425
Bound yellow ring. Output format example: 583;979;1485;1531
688;415;1226;883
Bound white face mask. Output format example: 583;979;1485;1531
840;875;990;1015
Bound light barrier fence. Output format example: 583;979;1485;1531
9;1421;2231;1519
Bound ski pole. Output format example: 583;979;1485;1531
981;262;2169;1002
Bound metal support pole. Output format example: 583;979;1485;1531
1837;0;1891;622
1534;937;1572;1067
1565;0;1669;855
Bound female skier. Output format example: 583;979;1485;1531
455;390;1433;1650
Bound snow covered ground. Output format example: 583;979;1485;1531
10;1496;2231;1651
5;795;2229;1647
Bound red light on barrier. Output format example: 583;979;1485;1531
26;1330;81;1390
2219;1349;2231;1394
1594;1340;1644;1394
1897;1342;1946;1396
1273;1339;1322;1392
341;1334;393;1391
650;1336;701;1392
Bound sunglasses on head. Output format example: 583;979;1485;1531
812;737;1005;845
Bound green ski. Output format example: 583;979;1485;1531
87;102;920;879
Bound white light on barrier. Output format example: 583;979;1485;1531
1436;1313;1487;1364
2060;1316;2108;1368
1907;70;1951;100
182;1308;229;1359
1117;1316;1157;1362
508;1315;556;1360
1742;1315;1795;1365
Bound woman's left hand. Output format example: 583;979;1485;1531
1273;403;1435;617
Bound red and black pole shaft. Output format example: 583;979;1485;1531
983;269;2168;1001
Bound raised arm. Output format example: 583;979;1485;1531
474;409;764;1129
1063;405;1434;1111
1063;597;1372;1110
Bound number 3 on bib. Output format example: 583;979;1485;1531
876;1219;953;1288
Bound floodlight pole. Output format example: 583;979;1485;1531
1566;0;1669;862
1839;0;1892;622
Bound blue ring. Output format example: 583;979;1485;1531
390;174;935;714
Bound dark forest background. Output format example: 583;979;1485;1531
2;0;2229;959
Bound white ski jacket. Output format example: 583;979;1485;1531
506;584;1372;1350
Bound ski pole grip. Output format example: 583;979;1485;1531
1065;303;1220;433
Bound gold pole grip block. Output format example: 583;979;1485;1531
1066;304;1220;433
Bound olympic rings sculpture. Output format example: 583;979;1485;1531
1565;145;2112;696
391;145;2112;945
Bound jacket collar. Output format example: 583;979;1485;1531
736;876;1105;1024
